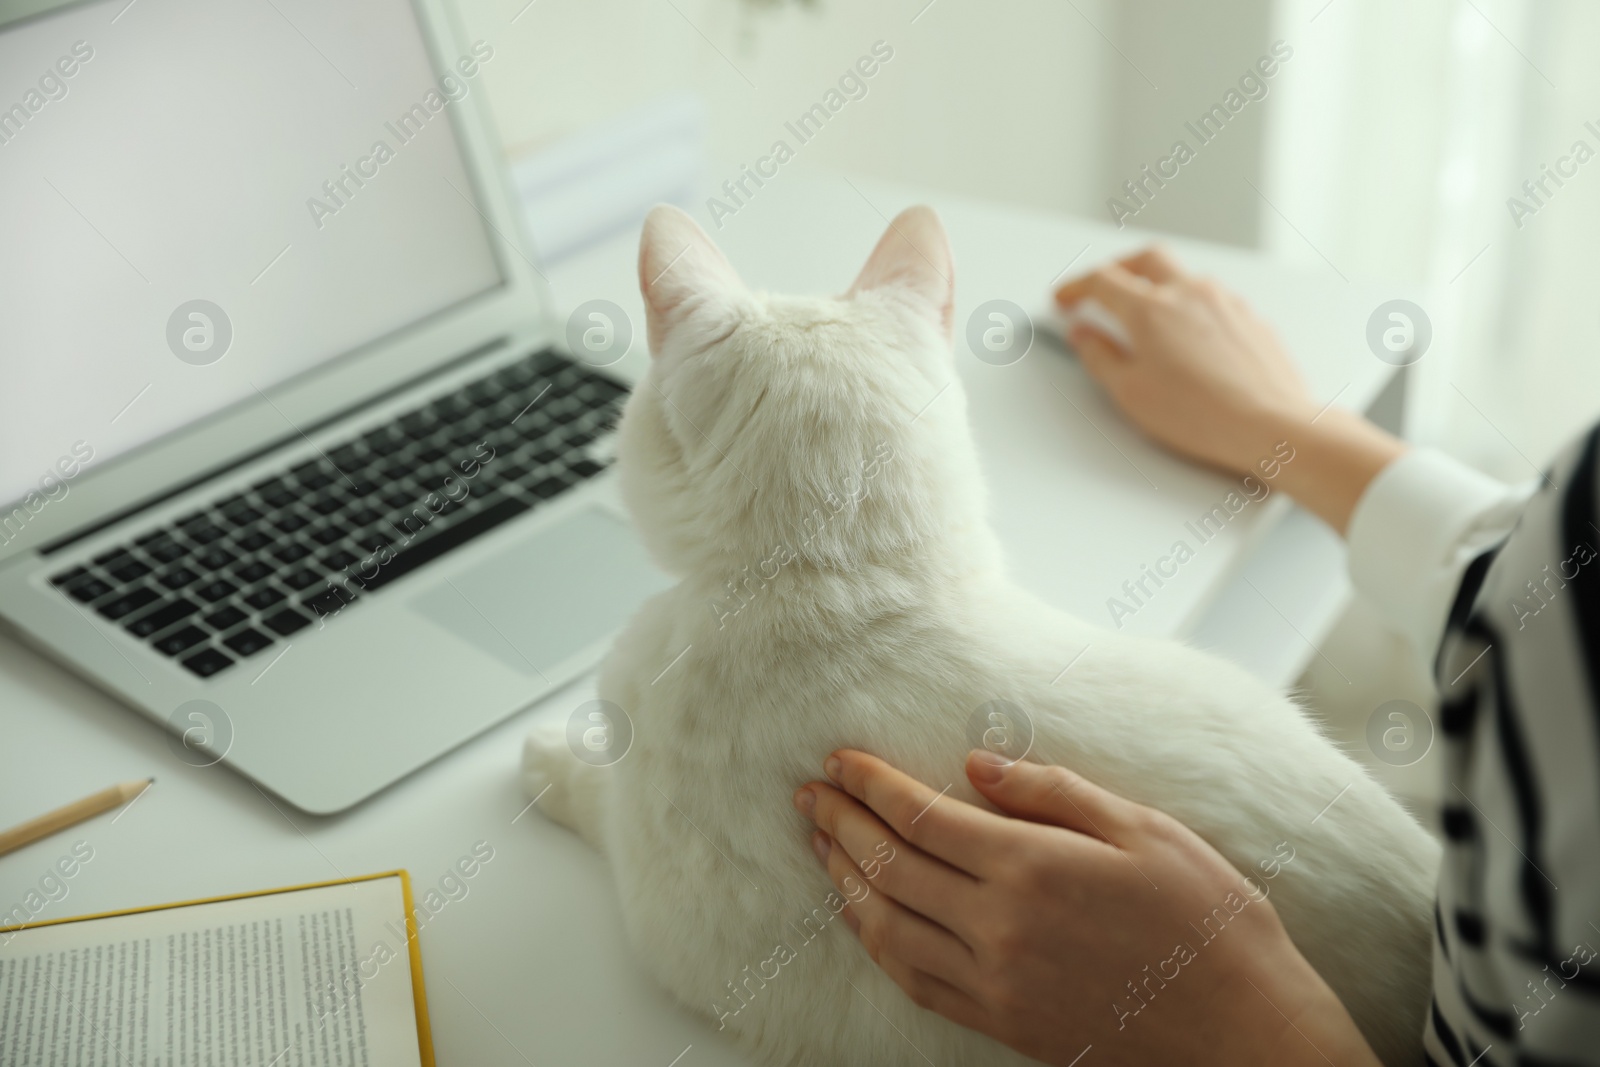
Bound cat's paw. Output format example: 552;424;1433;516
520;718;571;813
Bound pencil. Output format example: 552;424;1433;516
0;779;154;857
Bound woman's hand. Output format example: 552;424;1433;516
1054;247;1406;534
794;750;1382;1067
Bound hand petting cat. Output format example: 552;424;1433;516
797;749;1384;1067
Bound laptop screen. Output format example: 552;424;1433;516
0;0;505;511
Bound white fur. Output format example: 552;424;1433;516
522;204;1439;1066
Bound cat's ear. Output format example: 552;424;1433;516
848;205;954;340
638;204;744;356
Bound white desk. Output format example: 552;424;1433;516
0;170;1399;1066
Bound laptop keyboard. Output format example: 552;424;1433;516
47;349;628;680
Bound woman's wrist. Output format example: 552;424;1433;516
1264;976;1385;1067
1257;405;1407;536
1225;946;1384;1067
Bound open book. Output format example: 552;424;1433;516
0;870;434;1067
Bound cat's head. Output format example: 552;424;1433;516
616;203;993;579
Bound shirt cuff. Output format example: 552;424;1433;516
1346;448;1530;659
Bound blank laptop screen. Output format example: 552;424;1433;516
0;0;504;511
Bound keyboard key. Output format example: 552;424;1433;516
126;598;199;637
181;647;234;677
203;605;248;631
310;525;349;546
186;522;227;544
494;363;536;390
272;543;312;564
221;505;262;527
65;577;114;603
153;625;208;656
223;628;274;657
329;443;368;469
273;511;311;534
253;474;290;493
282;568;322;591
528;476;570;500
106;559;152;583
93;547;133;567
242;587;285;610
194;579;238;603
378;460;414;482
308;494;345;516
484;463;526;485
488;397;525;423
234;560;273;584
563;425;603;451
363;427;408;455
399;411;437;436
143;538;189;563
430;395;472;421
319;549;359;571
263;608;313;636
353;531;392;553
233;530;274;552
303;586;358;618
158;567;199;589
256;482;297;509
96;586;159;620
194;547;238;571
292;462;335;491
569;458;604;479
50;566;89;586
347;507;382;527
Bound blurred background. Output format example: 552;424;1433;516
464;0;1598;471
456;0;1598;810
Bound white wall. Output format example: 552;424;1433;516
1102;0;1276;247
455;0;1114;218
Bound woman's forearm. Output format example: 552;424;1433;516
1266;406;1408;536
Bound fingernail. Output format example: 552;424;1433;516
793;787;815;817
968;749;1008;783
824;756;842;782
812;831;832;863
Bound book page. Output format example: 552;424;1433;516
0;875;423;1067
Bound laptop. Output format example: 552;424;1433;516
0;0;670;813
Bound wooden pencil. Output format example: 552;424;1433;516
0;779;153;857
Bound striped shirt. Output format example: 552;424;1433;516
1347;429;1600;1065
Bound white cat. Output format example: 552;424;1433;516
522;203;1439;1066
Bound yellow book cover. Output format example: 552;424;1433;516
0;869;434;1067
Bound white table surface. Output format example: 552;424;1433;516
0;168;1401;1066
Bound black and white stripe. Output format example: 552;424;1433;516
1425;426;1600;1066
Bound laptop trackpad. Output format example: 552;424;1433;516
410;506;668;677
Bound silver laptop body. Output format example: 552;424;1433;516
0;0;667;812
